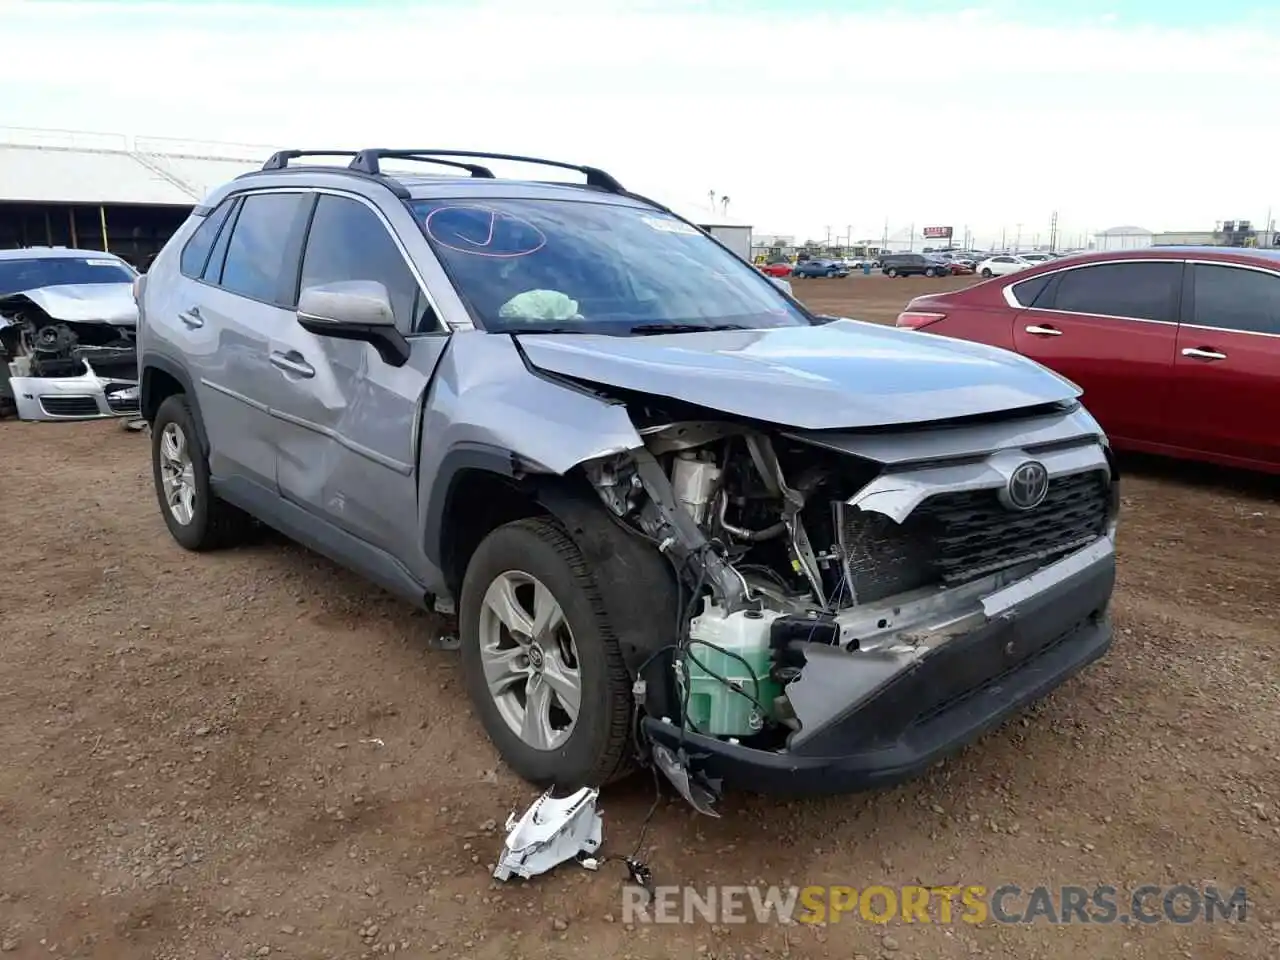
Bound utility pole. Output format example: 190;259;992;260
882;218;889;252
1048;210;1059;252
908;223;915;252
1000;227;1006;251
1014;223;1022;252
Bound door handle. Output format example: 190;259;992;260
270;352;316;378
178;308;203;329
1024;324;1062;337
1181;347;1226;361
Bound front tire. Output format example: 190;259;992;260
981;268;994;277
151;394;253;551
459;517;633;788
887;267;899;277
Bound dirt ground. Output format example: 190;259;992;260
1;274;1277;959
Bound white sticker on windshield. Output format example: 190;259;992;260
85;259;118;266
642;216;699;236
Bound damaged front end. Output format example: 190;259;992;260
0;284;140;422
581;397;1119;804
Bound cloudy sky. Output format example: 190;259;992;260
3;0;1279;247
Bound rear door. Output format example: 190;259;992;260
1172;261;1280;467
1012;259;1182;445
268;191;451;560
181;190;312;490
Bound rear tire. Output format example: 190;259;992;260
459;517;633;788
151;394;254;551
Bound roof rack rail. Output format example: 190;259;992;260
348;149;625;193
343;152;496;179
261;150;360;171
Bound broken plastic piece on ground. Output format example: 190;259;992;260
428;633;461;652
651;743;722;817
493;786;603;881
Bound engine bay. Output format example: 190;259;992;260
581;396;1117;771
0;293;139;419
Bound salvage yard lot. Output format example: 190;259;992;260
1;275;1277;959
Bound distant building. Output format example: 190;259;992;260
1093;225;1155;251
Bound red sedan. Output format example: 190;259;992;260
895;247;1280;474
759;260;794;278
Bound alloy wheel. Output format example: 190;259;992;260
477;570;582;751
159;421;196;526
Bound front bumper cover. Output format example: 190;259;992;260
9;367;140;421
643;538;1116;796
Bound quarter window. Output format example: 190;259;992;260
1010;273;1052;308
202;198;241;285
218;192;311;305
1048;262;1181;323
299;195;433;331
179;199;235;279
1190;264;1280;335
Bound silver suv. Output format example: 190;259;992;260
137;149;1119;805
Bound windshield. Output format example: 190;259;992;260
407;198;811;334
0;256;135;297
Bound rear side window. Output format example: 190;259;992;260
219;192;312;305
299;196;434;331
202;198;241;284
1047;262;1181;323
1010;273;1052;307
179;199;235;279
1190;264;1280;335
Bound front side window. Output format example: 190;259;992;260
1190;264;1280;335
408;198;810;334
0;256;135;296
219;192;311;305
1048;261;1181;323
300;196;434;331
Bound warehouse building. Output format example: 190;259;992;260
0;129;272;267
3;129;758;270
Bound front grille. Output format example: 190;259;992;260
39;395;101;417
838;469;1110;604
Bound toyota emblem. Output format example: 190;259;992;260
1002;460;1050;511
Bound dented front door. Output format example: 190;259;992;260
268;190;449;565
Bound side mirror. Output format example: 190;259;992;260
296;280;410;367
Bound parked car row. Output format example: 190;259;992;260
897;246;1280;474
757;250;1072;281
880;253;973;278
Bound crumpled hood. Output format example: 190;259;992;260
516;318;1081;430
0;283;138;325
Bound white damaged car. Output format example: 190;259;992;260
0;247;141;421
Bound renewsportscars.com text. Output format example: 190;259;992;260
622;883;1249;926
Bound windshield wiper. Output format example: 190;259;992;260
626;322;749;335
506;326;591;335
